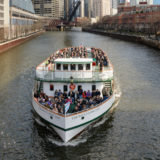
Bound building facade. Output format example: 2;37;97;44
111;0;118;15
0;0;10;41
80;0;85;17
0;0;43;42
130;0;153;6
93;0;111;19
32;0;64;19
0;0;4;40
0;0;4;29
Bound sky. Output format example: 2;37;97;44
154;0;160;4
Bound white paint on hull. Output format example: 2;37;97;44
32;94;115;142
52;123;91;142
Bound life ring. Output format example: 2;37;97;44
70;84;76;90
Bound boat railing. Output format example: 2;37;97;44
33;93;113;117
35;68;113;82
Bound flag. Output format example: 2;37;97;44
65;102;71;114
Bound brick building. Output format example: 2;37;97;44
100;5;160;35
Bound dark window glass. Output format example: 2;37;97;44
56;63;61;70
63;64;68;70
78;64;83;70
92;85;96;91
64;85;68;92
50;84;54;91
86;64;90;70
71;64;76;70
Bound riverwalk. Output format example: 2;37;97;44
0;30;45;54
83;28;160;50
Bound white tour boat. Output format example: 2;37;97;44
32;46;115;142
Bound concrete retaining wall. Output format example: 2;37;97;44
0;30;45;54
82;28;160;50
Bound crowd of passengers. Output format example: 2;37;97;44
45;47;108;70
34;87;111;114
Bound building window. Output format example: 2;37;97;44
71;64;76;70
63;64;68;70
86;64;90;70
78;64;83;70
35;9;40;13
0;13;4;18
0;20;3;25
44;0;52;3
50;84;54;91
44;8;52;14
0;0;4;4
34;0;40;4
56;63;61;70
92;85;96;91
64;85;68;92
0;6;4;10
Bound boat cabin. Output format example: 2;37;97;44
54;58;93;79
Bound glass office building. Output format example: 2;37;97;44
10;0;35;13
9;0;42;39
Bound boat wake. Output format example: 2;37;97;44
47;136;87;147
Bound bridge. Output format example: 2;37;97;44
66;0;81;23
46;0;81;31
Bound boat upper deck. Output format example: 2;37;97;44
36;46;113;82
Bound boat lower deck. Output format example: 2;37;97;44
32;93;115;142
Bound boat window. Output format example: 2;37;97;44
78;64;83;70
71;64;76;70
92;85;96;91
56;63;61;70
50;84;54;91
63;85;68;92
63;64;68;70
86;64;90;70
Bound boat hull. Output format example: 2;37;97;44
32;94;115;142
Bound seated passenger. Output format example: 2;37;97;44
75;91;80;100
82;91;86;99
68;91;75;102
52;104;58;113
54;89;58;97
63;91;67;99
41;99;46;105
73;106;79;113
100;61;103;71
57;89;62;97
79;87;83;99
95;89;101;96
57;104;63;113
89;98;94;105
34;91;39;98
92;90;96;97
86;90;91;100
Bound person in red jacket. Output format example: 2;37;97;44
82;91;86;99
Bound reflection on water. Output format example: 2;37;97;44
0;31;160;160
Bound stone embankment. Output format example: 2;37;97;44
82;28;160;50
0;30;45;54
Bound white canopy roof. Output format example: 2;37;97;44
54;58;93;64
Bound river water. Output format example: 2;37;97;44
0;31;160;160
